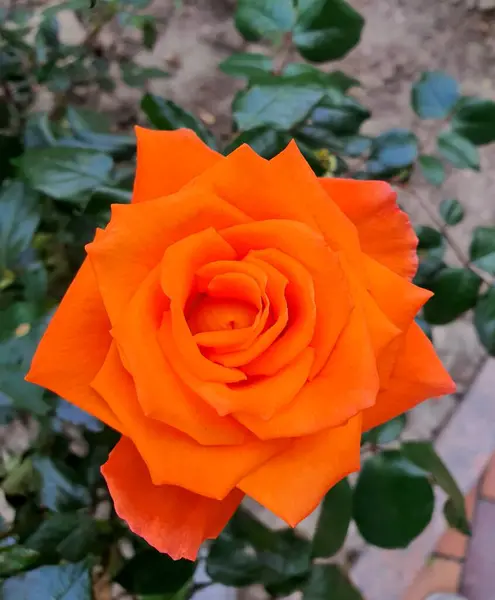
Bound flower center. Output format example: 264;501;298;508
187;295;259;335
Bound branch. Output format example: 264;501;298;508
397;185;495;286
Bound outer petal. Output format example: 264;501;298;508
102;437;243;560
239;414;362;527
86;188;250;325
270;142;362;271
364;255;432;331
362;322;456;431
26;260;123;432
184;144;320;231
93;343;289;499
235;309;378;438
132;127;222;203
320;178;418;280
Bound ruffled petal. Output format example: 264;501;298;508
220;221;353;378
235;309;378;438
93;344;288;498
240;249;316;377
26;259;123;432
160;228;245;383
239;414;362;526
320;178;418;280
86;187;250;325
161;328;315;418
203;256;289;368
101;437;243;560
112;270;247;445
133;127;222;204
362;322;456;431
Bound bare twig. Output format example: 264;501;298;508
272;32;293;75
398;185;495;286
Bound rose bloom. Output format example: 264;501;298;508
27;128;455;560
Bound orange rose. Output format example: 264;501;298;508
27;128;455;560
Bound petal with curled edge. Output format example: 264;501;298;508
102;436;243;560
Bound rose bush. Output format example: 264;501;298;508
26;126;454;560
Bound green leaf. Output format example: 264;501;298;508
207;509;311;591
423;267;482;325
235;0;296;40
362;414;407;445
0;135;23;183
353;451;435;548
469;226;495;274
19;148;113;203
307;95;370;136
66;106;136;156
283;65;360;92
444;497;471;536
343;135;371;157
142;18;157;50
117;548;195;595
294;0;365;62
418;155;445;186
415;225;445;260
121;63;169;87
312;478;352;558
411;71;460;119
1;560;92;600
232;76;325;131
207;523;265;587
219;52;273;80
25;512;100;562
452;97;495;145
367;128;418;176
474;285;495;355
303;564;363;600
225;127;291;158
23;113;56;149
439;198;464;226
0;368;50;416
0;180;40;272
402;441;470;535
33;456;91;511
141;94;218;149
0;546;39;578
437;130;480;170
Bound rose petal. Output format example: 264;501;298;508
184;143;320;231
239;414;362;526
236;308;378;438
240;248;316;376
86;187;250;325
364;255;432;331
101;437;243;560
26;259;123;432
270;141;362;271
133;127;222;204
362;322;456;431
220;221;353;378
161;320;315;418
93;344;288;498
320;178;418;280
112;270;247;444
